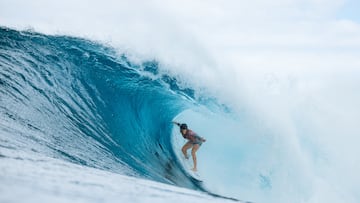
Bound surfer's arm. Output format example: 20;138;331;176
194;134;206;142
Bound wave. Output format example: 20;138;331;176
3;26;360;203
0;27;216;193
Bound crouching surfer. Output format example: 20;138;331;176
172;122;206;171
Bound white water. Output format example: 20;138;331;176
0;146;236;203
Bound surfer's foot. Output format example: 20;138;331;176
191;168;197;172
184;154;189;159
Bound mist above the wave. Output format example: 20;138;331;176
2;0;360;74
1;0;360;202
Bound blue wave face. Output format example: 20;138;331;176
0;27;202;190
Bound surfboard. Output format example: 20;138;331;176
187;169;203;182
181;156;203;182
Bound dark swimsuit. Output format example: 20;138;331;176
183;130;204;146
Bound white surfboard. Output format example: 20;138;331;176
181;156;203;182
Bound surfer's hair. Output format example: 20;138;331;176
180;123;188;130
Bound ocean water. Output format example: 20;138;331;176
1;25;359;203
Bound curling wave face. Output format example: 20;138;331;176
0;27;204;190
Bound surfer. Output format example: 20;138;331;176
172;122;206;171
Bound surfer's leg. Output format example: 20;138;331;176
182;141;193;159
191;144;200;171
